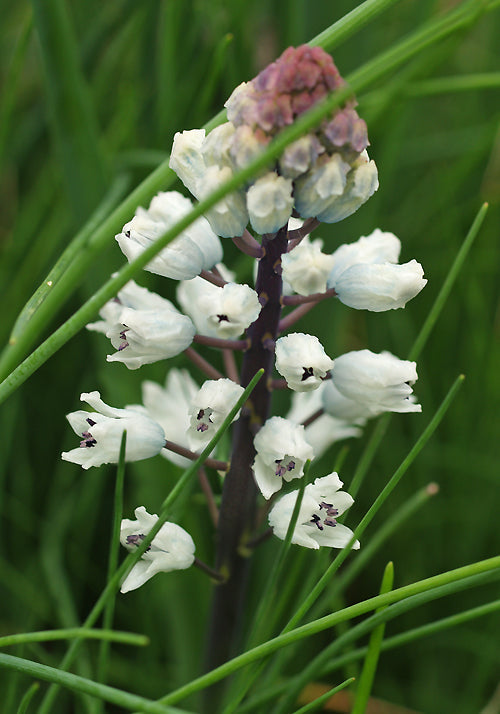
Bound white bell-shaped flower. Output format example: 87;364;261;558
197;165;249;239
321;380;378;422
328;228;401;286
120;507;195;593
269;473;360;550
332;349;422;413
279;135;323;179
281;236;336;296
294;153;350;220
141;369;200;467
116;191;223;280
252;416;314;499
170;131;249;238
87;280;195;369
275;333;334;392
314;151;379;223
169;129;206;196
287;386;363;458
177;277;261;339
61;392;165;469
246;173;294;235
335;259;427;311
188;378;245;450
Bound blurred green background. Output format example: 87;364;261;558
0;1;499;712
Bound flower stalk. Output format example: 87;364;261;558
205;226;288;689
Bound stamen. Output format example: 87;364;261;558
319;502;339;517
301;366;314;381
310;514;323;530
118;327;130;351
86;418;96;427
274;460;287;478
125;533;151;552
217;314;230;323
324;517;337;527
80;431;97;448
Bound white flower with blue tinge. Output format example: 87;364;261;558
87;280;195;369
246;173;294;235
120;507;195;593
252;416;314;500
281;236;336;296
334;259;427;311
141;369;200;467
328;228;401;286
332;349;421;413
269;473;360;550
116;191;223;280
188;378;245;450
61;392;165;469
275;333;334;392
321;380;378;421
327;228;426;311
170;130;249;238
287;385;363;458
177;277;261;339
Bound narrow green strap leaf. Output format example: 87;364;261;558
324;483;438;606
405;72;500;96
0;629;147;648
157;554;500;706
0;653;192;714
5;174;130;351
0;10;33;167
291;677;355;714
409;202;489;360
310;0;402;50
31;0;108;221
16;683;39;714
326;597;500;673
96;431;127;689
351;562;394;714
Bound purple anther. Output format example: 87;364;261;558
126;533;145;546
80;432;97;448
324;517;337;527
310;513;323;530
274;460;287;478
86;418;97;427
319;502;339;518
197;423;209;432
301;367;314;381
286;460;295;471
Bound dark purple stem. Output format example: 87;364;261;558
184;346;224;380
282;287;337;306
287;217;320;250
193;334;248;350
231;230;264;258
199;269;227;287
163;440;229;472
205;226;288;698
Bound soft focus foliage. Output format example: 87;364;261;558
0;2;498;713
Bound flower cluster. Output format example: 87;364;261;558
170;45;378;238
61;44;427;592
